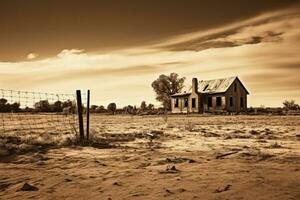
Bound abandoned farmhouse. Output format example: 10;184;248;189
171;76;249;113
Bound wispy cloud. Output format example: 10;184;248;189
152;5;300;50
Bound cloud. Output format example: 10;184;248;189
0;6;299;107
57;49;84;58
26;53;38;60
153;5;299;51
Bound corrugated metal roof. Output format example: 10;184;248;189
198;76;237;94
170;76;249;97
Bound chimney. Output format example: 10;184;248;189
192;78;198;93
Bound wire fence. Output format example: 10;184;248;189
0;89;87;136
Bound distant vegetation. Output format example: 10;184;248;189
246;100;299;115
0;90;299;116
0;98;76;113
0;98;20;112
107;103;117;115
282;100;299;110
90;101;163;115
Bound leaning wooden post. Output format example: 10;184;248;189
86;90;90;142
76;90;85;143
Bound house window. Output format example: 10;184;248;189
216;96;222;106
192;98;196;108
184;98;188;107
230;97;233;107
175;98;179;108
234;83;237;92
207;96;212;107
240;97;244;108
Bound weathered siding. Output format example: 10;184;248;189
203;94;226;112
188;78;200;113
171;77;248;113
225;79;247;112
188;92;199;113
171;97;188;113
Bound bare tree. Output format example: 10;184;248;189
151;73;185;110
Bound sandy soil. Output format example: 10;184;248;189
0;115;300;200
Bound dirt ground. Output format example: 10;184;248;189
0;115;300;200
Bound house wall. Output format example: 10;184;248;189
188;78;200;113
171;97;189;113
225;79;248;112
171;77;248;113
188;93;199;113
202;94;226;112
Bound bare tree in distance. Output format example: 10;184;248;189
151;73;185;110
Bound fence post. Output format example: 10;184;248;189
86;90;90;142
76;90;85;143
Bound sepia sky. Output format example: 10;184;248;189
0;0;300;107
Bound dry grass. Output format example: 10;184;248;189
0;115;299;199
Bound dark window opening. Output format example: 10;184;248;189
230;97;233;107
240;97;244;108
216;97;222;106
234;83;237;92
207;97;212;107
192;98;196;108
203;84;209;91
184;98;188;107
175;98;179;108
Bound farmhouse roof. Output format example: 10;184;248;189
170;76;249;97
198;76;249;94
